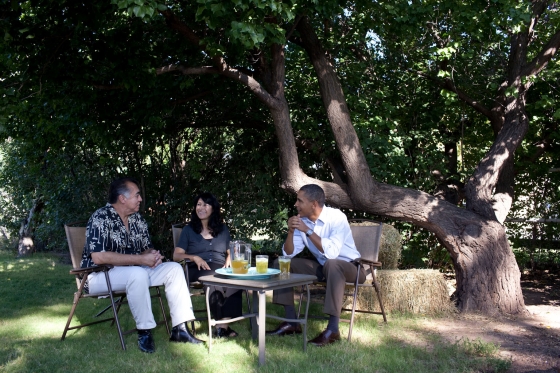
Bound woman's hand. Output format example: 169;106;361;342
192;255;210;270
223;254;232;268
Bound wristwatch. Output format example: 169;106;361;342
305;229;314;237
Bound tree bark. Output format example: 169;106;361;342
17;199;43;257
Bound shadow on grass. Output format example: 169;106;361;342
1;316;511;373
0;252;511;373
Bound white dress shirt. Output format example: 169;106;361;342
282;206;360;265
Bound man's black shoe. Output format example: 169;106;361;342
137;329;155;353
214;326;239;338
169;323;204;344
265;321;302;336
308;329;341;347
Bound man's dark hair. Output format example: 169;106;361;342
188;192;225;237
299;184;325;207
108;177;140;204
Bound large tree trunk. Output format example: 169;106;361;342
452;220;524;314
291;15;529;315
17;199;43;257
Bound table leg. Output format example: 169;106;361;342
304;284;310;352
206;288;213;353
249;290;257;340
258;290;266;366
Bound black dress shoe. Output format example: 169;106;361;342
308;329;341;347
265;321;302;336
138;329;155;353
214;326;239;338
169;323;204;344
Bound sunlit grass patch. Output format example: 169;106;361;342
0;252;512;373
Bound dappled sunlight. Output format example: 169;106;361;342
408;313;560;371
0;253;518;372
1;305;76;339
0;255;59;273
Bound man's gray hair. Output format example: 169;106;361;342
299;184;325;207
108;177;140;204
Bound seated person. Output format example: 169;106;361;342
81;177;203;353
173;192;243;338
266;184;366;346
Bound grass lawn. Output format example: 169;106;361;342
0;251;510;373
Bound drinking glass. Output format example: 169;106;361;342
256;255;268;274
278;256;291;277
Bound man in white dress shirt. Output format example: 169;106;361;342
266;184;365;346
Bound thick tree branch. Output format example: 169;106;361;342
295;15;376;206
156;65;218;75
157;10;280;108
521;29;560;80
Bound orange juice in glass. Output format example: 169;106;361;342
278;256;291;277
256;255;268;274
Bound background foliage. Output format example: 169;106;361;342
0;0;558;270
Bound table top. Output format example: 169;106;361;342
198;273;316;291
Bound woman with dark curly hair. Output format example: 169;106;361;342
173;192;242;338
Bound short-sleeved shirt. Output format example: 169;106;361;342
176;225;230;265
282;206;360;265
80;203;153;268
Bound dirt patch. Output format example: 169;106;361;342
419;271;560;373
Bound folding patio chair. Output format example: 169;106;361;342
61;222;170;350
298;218;388;341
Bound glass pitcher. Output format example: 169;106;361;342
230;241;252;274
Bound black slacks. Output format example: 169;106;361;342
187;262;243;320
272;257;366;317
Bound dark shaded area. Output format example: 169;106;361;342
521;270;560;307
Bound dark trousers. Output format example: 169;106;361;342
272;257;366;317
187;262;243;320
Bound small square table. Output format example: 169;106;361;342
198;273;316;366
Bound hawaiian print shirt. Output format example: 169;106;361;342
80;203;153;268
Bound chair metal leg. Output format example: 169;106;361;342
104;270;126;350
95;295;124;318
62;275;116;341
61;276;123;341
371;269;387;323
110;296;125;327
61;290;83;341
348;263;362;342
154;286;171;336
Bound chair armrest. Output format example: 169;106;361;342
353;258;382;267
178;259;193;270
178;259;194;287
70;264;113;275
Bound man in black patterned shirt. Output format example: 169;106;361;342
81;177;203;353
